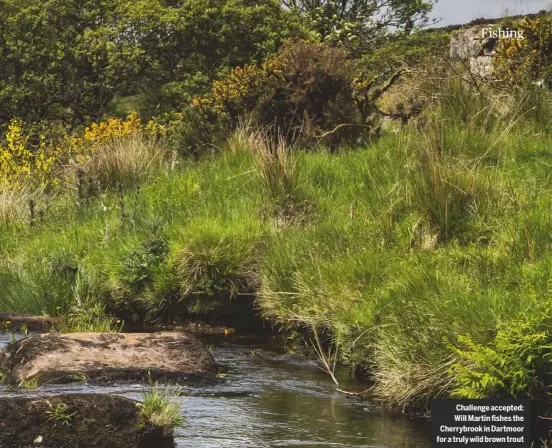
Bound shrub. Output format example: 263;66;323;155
194;41;370;147
168;107;229;158
0;119;82;188
106;236;175;321
0;113;176;191
493;15;552;85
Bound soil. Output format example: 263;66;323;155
0;393;175;448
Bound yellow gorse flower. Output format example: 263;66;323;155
0;112;181;189
492;15;552;85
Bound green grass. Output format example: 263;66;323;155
138;380;185;434
0;83;552;412
47;402;75;428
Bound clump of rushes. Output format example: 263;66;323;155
81;134;171;190
173;219;260;313
245;127;309;224
137;379;185;435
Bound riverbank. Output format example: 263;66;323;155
1;83;552;412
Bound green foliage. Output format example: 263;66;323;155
21;377;39;390
168;107;229;158
282;0;436;55
0;0;140;125
137;379;185;435
120;238;170;291
0;0;305;126
362;29;450;73
450;285;552;399
47;403;76;428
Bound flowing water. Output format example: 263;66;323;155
0;334;432;447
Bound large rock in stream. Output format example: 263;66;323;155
0;332;216;386
0;394;174;448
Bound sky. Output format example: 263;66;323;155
430;0;551;26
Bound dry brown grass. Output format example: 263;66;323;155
244;126;297;203
78;134;172;189
0;184;44;225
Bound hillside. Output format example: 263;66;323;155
1;0;552;419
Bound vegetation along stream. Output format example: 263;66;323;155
0;334;431;447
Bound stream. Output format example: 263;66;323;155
0;334;432;447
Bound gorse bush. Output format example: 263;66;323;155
493;15;552;85
0;113;175;192
195;41;372;146
0;119;82;188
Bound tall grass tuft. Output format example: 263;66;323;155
248;128;296;200
244;127;309;224
0;184;45;225
138;379;185;435
79;134;172;189
173;219;260;313
407;131;501;244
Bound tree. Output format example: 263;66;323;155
0;0;145;127
0;0;304;127
281;0;437;54
123;0;305;118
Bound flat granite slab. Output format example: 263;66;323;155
0;331;216;386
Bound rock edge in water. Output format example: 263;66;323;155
0;312;56;333
0;393;174;448
0;331;216;386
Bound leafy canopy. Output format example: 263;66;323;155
280;0;437;54
0;0;304;126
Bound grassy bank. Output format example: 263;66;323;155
1;84;552;411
